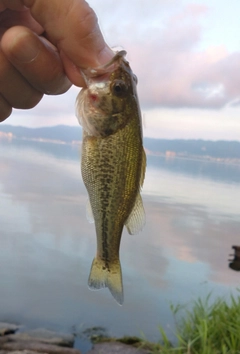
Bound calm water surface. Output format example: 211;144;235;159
0;139;239;352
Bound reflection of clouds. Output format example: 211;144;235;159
121;204;169;290
177;245;197;263
0;140;92;256
144;166;240;217
0;140;173;339
0;140;239;340
0;141;171;285
8;87;78;128
146;200;240;287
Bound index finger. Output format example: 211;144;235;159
0;0;26;11
21;0;113;85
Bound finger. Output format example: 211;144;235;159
0;46;43;109
1;26;71;94
21;0;113;85
0;8;43;35
59;50;86;87
1;0;27;11
0;94;12;122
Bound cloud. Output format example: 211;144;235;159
124;4;240;110
142;106;240;140
7;0;240;131
7;86;80;128
90;1;240;110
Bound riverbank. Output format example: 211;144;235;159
1;293;240;354
87;292;240;353
0;323;149;354
0;324;81;354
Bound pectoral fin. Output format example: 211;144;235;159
125;192;145;235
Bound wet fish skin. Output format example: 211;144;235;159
76;51;146;304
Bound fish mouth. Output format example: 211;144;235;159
81;50;128;85
101;50;127;70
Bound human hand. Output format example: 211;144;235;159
0;0;113;121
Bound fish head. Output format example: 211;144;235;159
76;51;139;137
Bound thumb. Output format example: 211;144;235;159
21;0;113;85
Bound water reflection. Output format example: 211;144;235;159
0;139;239;349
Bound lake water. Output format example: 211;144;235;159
0;138;239;352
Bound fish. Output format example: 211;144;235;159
75;50;146;305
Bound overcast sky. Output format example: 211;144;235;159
6;0;240;140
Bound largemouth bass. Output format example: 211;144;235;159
76;50;146;305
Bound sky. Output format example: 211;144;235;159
5;0;240;140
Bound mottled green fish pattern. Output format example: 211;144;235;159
76;51;146;304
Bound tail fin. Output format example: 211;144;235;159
88;257;124;305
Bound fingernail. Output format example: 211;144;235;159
11;32;40;63
97;46;115;66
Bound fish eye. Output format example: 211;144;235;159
111;80;128;97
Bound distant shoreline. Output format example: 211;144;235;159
0;124;240;166
147;150;240;166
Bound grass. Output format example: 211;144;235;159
90;291;240;354
150;291;240;354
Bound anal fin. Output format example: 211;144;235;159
125;192;145;235
86;199;94;223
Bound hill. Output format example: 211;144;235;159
0;124;240;159
0;124;82;143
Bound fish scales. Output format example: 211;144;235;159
82;121;143;258
76;50;146;304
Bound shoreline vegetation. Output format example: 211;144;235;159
88;292;240;354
